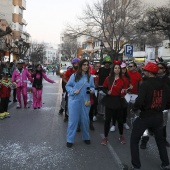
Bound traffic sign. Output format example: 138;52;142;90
125;45;133;57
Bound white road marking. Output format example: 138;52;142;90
100;134;127;170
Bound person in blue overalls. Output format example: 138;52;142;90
66;59;95;148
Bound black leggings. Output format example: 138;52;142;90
0;97;9;112
89;105;94;122
104;108;124;137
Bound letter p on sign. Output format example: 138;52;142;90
125;45;133;57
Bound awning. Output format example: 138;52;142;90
161;56;170;61
133;51;146;58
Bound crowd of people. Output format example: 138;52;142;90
59;56;170;170
0;59;55;116
1;55;170;170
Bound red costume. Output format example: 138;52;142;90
103;77;125;96
127;71;142;94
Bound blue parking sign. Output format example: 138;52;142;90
125;45;133;57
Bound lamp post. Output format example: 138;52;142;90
100;42;104;63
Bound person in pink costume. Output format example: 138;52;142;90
12;59;33;109
32;64;55;109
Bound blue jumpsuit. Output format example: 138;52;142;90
66;74;95;143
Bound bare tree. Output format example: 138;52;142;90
61;33;79;61
0;26;12;38
66;0;144;60
137;7;170;41
28;42;45;64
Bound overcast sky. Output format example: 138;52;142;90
24;0;94;45
24;0;169;46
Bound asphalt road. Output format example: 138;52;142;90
0;73;169;170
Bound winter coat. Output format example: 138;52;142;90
12;68;33;87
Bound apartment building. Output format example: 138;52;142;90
0;0;30;61
0;0;28;39
43;44;57;64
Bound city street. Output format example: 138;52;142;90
0;73;169;170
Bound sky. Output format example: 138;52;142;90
24;0;169;46
24;0;94;46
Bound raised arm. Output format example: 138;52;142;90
42;72;55;83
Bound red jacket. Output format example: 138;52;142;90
0;81;11;98
122;76;131;89
103;77;124;96
63;68;76;82
127;71;142;94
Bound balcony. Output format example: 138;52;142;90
13;0;26;10
12;13;22;23
13;0;22;7
22;0;26;10
21;18;27;25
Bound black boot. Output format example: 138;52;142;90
58;108;64;115
77;124;81;132
89;121;95;131
140;136;149;149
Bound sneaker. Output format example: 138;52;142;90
93;116;97;121
101;137;108;145
0;113;6;120
84;140;91;145
160;165;170;170
166;141;170;147
123;123;130;130
4;112;10;118
119;136;126;144
66;142;73;148
58;109;64;115
110;125;116;132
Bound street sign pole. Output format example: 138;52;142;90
124;45;133;64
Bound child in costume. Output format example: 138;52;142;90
0;73;16;119
27;66;33;106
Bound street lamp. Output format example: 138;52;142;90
100;42;104;63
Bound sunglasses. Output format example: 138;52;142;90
158;67;164;69
128;66;133;68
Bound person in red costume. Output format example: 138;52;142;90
0;73;16;118
101;60;126;145
127;62;142;95
61;57;80;122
